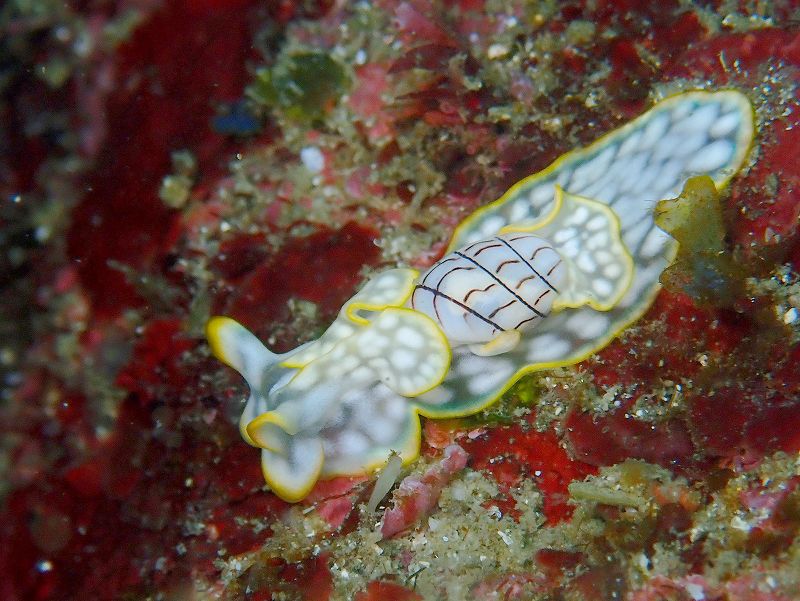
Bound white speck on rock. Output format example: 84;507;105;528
730;515;751;532
685;582;705;600
497;530;513;546
301;146;325;173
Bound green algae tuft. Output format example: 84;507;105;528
249;52;348;123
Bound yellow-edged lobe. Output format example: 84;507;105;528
280;269;420;368
206;316;242;369
343;268;419;325
261;445;324;503
246;410;297;448
346;299;398;325
319;403;424;479
246;420;287;455
239;414;257;447
470;330;522;357
375;409;422;470
383;307;452;397
497;181;564;236
556;188;634;312
498;186;634;313
280;323;356;369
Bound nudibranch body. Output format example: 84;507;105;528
208;90;754;502
411;232;568;355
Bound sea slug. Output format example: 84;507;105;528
208;90;754;501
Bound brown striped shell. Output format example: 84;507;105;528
410;233;566;345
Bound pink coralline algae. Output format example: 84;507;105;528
380;445;468;538
3;0;800;599
629;574;796;601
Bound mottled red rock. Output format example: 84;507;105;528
221;222;381;347
115;318;195;406
535;548;585;587
566;402;696;470
566;563;627;600
465;417;597;523
67;2;260;318
391;1;457;48
690;382;800;468
212;233;272;281
277;554;333;601
349;63;394;141
725;576;794;601
731;118;800;251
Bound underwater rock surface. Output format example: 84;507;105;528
2;1;800;599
